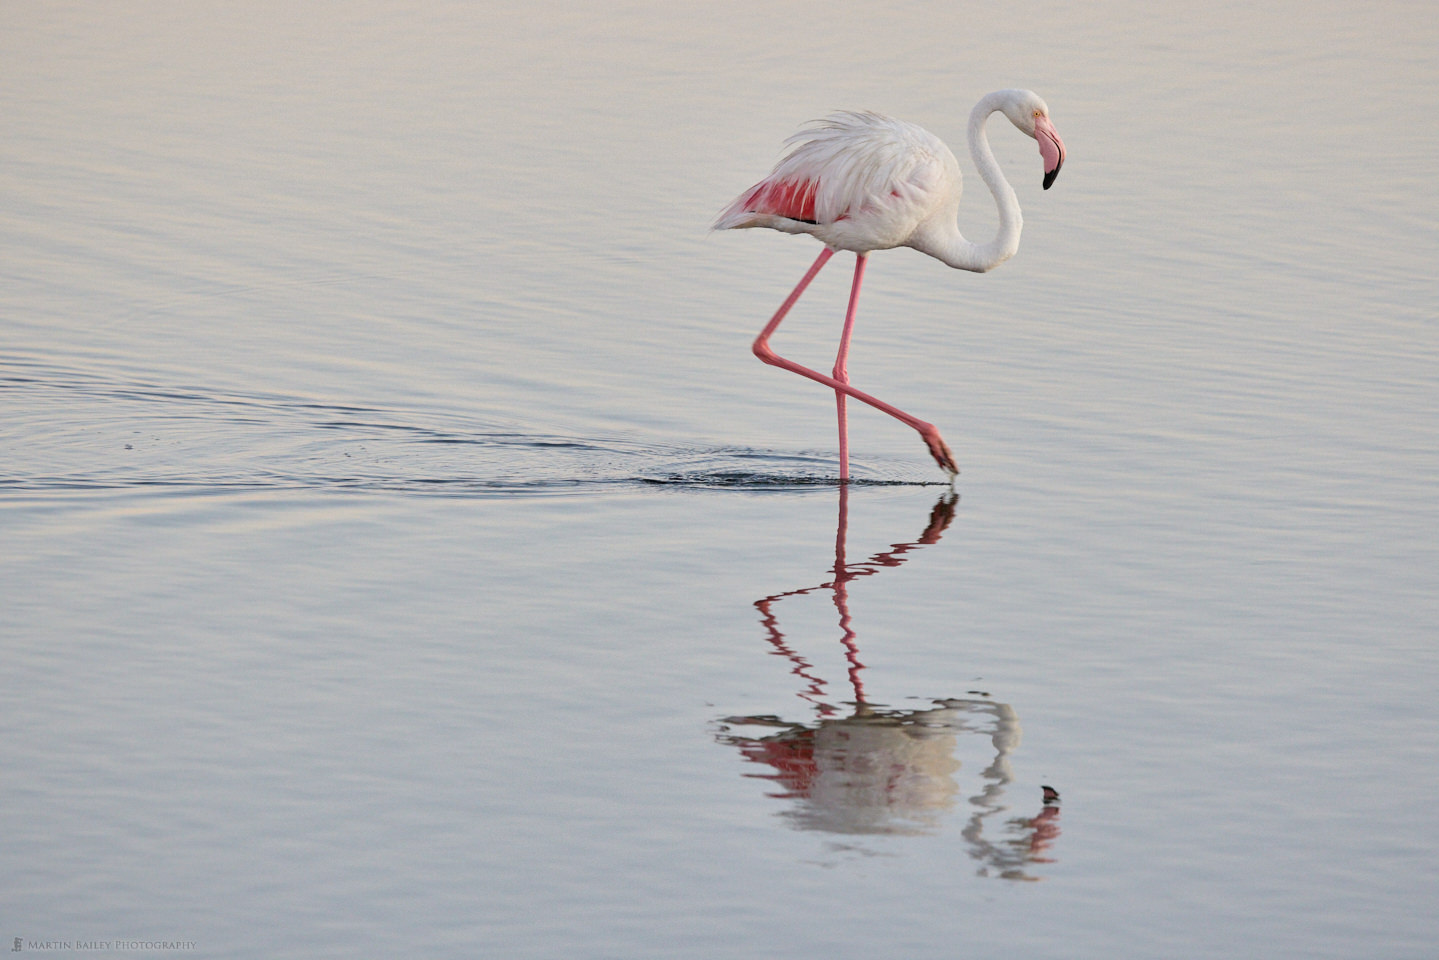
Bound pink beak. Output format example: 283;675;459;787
1035;115;1066;190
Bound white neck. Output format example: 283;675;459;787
911;91;1023;273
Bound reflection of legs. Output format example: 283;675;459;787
752;250;958;476
832;485;865;703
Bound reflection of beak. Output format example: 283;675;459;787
1034;116;1066;190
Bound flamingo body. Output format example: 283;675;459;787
714;111;959;254
715;89;1066;479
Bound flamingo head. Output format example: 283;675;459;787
998;90;1067;190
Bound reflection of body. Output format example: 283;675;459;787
717;488;1061;875
721;699;994;836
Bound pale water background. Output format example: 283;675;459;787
3;1;1437;957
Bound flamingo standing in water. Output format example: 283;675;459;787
714;88;1066;479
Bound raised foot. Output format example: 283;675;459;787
920;428;959;478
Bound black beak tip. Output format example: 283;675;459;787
1042;166;1061;190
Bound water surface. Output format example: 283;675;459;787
3;2;1437;957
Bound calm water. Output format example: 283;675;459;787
4;1;1437;957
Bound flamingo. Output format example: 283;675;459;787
715;89;1066;479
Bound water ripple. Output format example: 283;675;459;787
0;357;943;498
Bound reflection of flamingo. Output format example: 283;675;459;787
717;489;1062;872
716;89;1066;479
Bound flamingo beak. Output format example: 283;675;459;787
1035;115;1066;190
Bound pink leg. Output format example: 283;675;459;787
752;249;958;477
832;254;867;481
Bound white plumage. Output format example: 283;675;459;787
714;111;959;253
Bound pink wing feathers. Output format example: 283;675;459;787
730;178;821;223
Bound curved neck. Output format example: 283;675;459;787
914;92;1023;273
